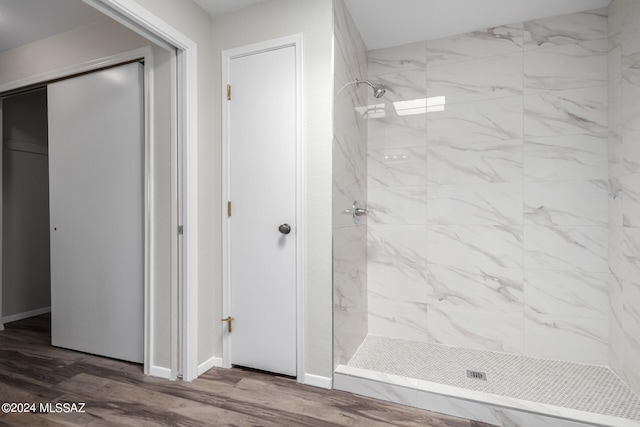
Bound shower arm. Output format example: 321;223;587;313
337;78;374;94
337;78;386;98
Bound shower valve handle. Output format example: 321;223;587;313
352;200;368;218
354;207;368;217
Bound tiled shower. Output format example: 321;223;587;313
333;0;640;424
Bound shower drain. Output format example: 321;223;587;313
348;336;640;419
466;370;487;381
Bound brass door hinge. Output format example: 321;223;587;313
227;201;232;217
221;316;234;333
227;84;231;101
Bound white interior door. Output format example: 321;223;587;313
48;62;144;363
228;45;297;376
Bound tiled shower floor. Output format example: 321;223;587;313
346;335;640;422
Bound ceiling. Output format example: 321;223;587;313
196;0;612;50
0;0;107;53
343;0;612;50
193;0;269;16
0;0;613;54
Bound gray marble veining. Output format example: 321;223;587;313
333;0;368;366
427;140;523;185
429;96;523;144
349;6;618;368
524;39;608;92
367;186;427;225
368;41;426;77
523;8;607;50
368;146;427;188
427;264;524;313
427;183;522;226
610;0;640;395
427;52;523;104
621;173;640;227
524;86;608;138
623;277;640;393
609;266;625;378
621;1;640;69
524;225;608;272
427;305;523;354
524;269;608;319
426;225;523;269
524;311;608;365
368;298;429;342
524;179;608;227
368;113;426;151
370;70;426;104
524;135;607;182
427;23;523;67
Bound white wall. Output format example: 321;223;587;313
130;0;217;370
608;0;640;396
212;0;335;379
0;0;329;380
2;89;51;321
0;18;175;370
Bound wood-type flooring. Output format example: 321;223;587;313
0;315;495;426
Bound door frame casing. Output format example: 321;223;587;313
0;0;201;381
0;99;3;332
0;46;154;366
221;34;305;381
83;0;200;382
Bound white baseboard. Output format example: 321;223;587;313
303;373;332;389
2;306;51;324
197;356;223;376
149;365;173;380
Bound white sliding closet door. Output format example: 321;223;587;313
48;62;144;363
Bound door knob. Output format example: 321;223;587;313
279;223;291;235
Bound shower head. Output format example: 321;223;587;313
370;82;386;98
338;78;387;98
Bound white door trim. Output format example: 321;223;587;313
0;99;3;333
0;47;154;367
221;34;305;382
83;0;200;382
1;0;200;381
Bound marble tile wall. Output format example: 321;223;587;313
333;0;368;366
366;8;610;365
608;0;640;396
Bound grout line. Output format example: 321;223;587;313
347;335;640;420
